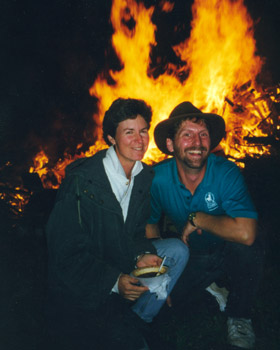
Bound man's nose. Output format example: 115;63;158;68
193;133;202;145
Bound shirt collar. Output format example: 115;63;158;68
105;145;143;179
171;156;210;190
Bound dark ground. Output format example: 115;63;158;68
0;155;280;350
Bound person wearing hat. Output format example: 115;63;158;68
146;101;264;349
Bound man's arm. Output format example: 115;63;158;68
182;212;257;246
146;223;161;239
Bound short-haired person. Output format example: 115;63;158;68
45;98;189;350
146;101;264;349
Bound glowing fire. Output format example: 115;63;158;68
0;186;30;214
29;0;278;188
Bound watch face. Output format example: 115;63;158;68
189;212;196;226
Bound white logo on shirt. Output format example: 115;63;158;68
205;192;218;211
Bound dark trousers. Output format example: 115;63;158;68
45;293;148;350
170;239;265;319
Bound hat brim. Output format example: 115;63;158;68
154;112;226;155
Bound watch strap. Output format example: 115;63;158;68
188;212;197;227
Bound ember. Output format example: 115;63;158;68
0;186;30;215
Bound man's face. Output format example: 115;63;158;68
167;119;211;170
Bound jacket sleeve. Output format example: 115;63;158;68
46;175;121;310
128;216;157;259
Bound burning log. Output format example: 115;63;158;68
244;136;280;147
0;185;30;216
223;81;280;159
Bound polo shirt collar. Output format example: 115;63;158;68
170;155;211;190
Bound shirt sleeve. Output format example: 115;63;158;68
220;164;258;219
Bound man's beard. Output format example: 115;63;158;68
174;146;209;170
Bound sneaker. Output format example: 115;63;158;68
205;282;229;311
227;317;255;349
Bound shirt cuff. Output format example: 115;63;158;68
111;274;121;294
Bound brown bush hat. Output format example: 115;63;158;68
154;101;226;155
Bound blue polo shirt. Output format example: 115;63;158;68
148;154;258;251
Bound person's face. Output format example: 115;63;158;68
166;119;211;170
108;115;149;168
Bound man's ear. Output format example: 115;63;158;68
107;135;115;145
166;138;174;153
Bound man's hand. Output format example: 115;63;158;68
136;254;162;268
181;221;202;245
118;273;149;301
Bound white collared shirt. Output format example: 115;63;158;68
103;145;143;222
103;146;143;294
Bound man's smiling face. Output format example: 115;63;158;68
167;118;211;170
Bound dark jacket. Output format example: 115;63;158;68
46;149;156;311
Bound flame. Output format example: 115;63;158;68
89;0;271;166
28;0;279;189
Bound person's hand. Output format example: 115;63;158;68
136;254;162;268
118;273;149;301
181;222;202;245
166;295;172;307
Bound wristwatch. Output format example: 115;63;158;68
188;212;197;227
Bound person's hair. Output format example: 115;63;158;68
167;116;211;140
102;98;152;145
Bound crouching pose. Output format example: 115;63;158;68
45;98;189;350
146;101;264;349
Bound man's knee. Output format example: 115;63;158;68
226;239;264;262
224;240;265;278
166;238;189;271
152;238;189;268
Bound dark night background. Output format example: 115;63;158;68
0;1;280;349
0;0;280;178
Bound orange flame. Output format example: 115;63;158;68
30;0;278;188
89;0;268;164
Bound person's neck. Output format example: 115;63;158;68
113;147;135;179
121;162;135;180
176;159;207;195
